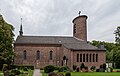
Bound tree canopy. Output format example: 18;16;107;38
114;26;120;45
0;15;14;69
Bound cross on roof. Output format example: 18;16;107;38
79;11;81;16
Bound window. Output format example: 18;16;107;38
89;54;91;62
96;54;98;62
36;50;40;60
86;54;88;62
74;24;76;34
83;54;85;62
77;54;79;62
50;51;53;60
93;54;95;62
23;50;27;60
80;54;82;62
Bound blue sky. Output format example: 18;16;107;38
0;0;120;42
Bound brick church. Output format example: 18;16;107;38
14;13;106;69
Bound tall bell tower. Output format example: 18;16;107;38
72;11;88;41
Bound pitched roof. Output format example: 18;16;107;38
15;36;105;50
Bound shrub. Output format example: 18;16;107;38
73;65;77;71
96;69;99;72
44;65;54;73
23;67;28;71
54;66;59;70
58;67;64;72
40;68;44;70
99;68;105;72
2;64;8;71
90;66;96;71
103;63;106;70
9;73;15;76
11;69;21;75
80;63;85;70
65;72;71;76
10;65;34;70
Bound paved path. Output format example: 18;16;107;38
33;69;42;76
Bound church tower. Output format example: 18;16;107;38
72;11;88;41
19;18;23;36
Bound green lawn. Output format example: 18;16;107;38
41;70;120;76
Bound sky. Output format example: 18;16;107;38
0;0;120;42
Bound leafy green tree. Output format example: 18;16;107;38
0;15;14;69
111;47;120;68
114;26;120;45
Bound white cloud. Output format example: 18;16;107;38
0;0;119;42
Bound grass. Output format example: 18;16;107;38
41;70;120;76
0;69;33;76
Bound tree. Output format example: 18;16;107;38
111;47;120;68
0;15;14;69
114;26;120;45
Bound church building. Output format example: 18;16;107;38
14;13;106;70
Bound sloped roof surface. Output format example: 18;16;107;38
15;36;105;50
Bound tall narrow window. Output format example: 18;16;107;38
96;54;98;62
36;50;40;60
77;54;79;62
89;54;91;62
23;50;27;60
80;54;82;62
83;54;85;62
50;51;53;60
86;54;88;62
93;54;95;62
74;24;76;34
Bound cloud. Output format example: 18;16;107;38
0;0;119;42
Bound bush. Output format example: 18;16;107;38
65;72;71;76
96;69;99;72
58;66;67;72
99;68;105;72
23;67;28;71
54;66;59;70
40;68;44;70
2;64;8;71
103;63;106;70
10;65;34;70
44;65;54;73
73;65;77;71
9;73;15;76
90;66;96;71
58;67;64;72
80;63;85;70
11;69;21;75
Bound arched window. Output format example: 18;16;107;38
36;50;40;60
77;54;79;62
50;51;53;60
96;54;98;62
23;50;27;60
